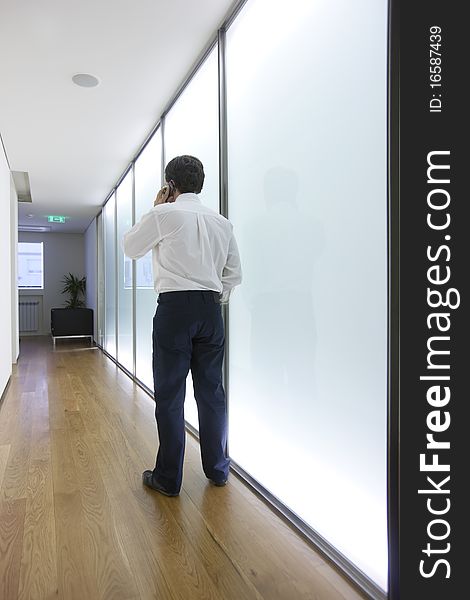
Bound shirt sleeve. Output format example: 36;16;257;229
220;230;242;303
122;209;162;259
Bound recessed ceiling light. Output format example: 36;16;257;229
72;73;100;88
27;213;34;218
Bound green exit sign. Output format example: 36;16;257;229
47;215;66;223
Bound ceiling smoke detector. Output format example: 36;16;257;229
72;73;100;88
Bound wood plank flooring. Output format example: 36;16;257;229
0;336;366;600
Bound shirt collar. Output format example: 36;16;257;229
176;192;200;203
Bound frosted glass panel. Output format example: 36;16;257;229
103;194;116;357
135;130;161;389
226;0;388;589
165;47;219;212
116;170;133;373
165;46;219;429
97;212;105;347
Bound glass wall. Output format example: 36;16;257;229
164;47;220;428
103;193;116;357
165;47;219;213
226;0;388;589
97;1;390;591
96;211;104;347
135;130;162;389
116;169;134;373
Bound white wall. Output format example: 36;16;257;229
18;232;85;335
10;176;19;363
0;143;12;397
84;218;97;339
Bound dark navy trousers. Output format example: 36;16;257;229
151;290;229;494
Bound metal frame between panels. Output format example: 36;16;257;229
95;212;101;346
218;27;230;458
114;191;118;364
95;0;397;598
97;213;101;342
161;116;166;186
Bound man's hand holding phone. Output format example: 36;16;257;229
154;182;175;206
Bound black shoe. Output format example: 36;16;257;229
209;478;228;487
142;470;179;497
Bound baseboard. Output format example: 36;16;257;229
0;374;12;409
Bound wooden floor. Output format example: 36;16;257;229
0;336;366;600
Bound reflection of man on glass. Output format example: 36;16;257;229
123;155;242;496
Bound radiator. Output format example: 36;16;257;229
19;301;40;332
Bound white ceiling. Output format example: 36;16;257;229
0;0;237;233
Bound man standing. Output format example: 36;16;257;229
122;155;242;496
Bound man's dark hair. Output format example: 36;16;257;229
165;155;205;194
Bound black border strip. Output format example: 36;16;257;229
387;0;400;598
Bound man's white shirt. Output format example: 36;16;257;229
122;193;242;303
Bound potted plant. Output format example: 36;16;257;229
51;273;93;345
61;273;86;307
